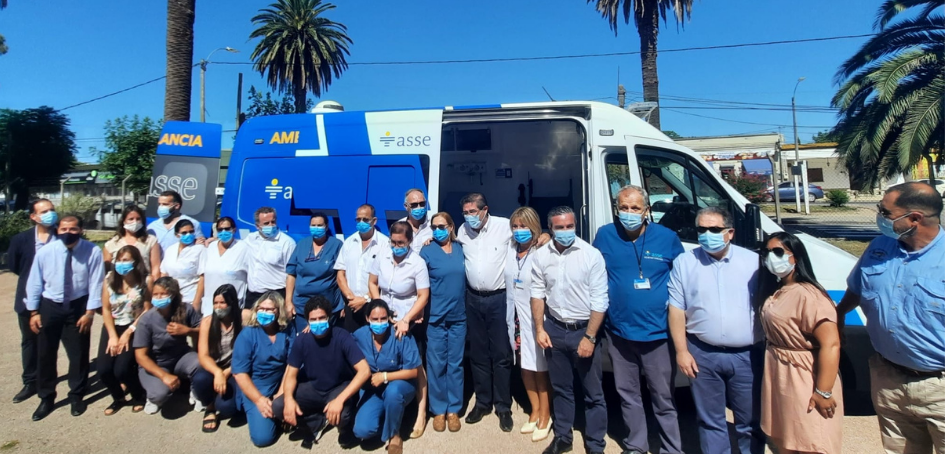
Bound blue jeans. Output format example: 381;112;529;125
192;367;240;418
687;336;765;454
353;380;417;441
238;392;280;447
426;320;466;415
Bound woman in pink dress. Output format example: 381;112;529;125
758;232;843;454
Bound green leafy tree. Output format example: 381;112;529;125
164;0;196;121
92;116;162;201
250;0;353;113
244;85;314;119
830;0;943;189
0;107;77;211
731;174;769;203
588;0;693;129
811;130;839;143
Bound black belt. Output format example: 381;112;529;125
548;316;588;331
687;334;756;353
466;286;504;298
882;356;945;378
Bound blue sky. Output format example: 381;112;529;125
1;0;881;162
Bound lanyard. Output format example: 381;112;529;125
515;247;530;281
629;229;647;279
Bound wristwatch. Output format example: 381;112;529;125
383;372;389;385
583;334;597;344
814;388;832;399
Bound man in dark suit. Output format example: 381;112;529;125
7;198;58;403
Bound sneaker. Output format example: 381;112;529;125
144;400;161;415
190;391;206;412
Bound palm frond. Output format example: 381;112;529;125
588;0;692;35
897;76;944;163
874;0;944;29
835;15;943;81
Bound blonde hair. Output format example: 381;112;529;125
430;212;457;243
248;291;290;329
510;207;541;246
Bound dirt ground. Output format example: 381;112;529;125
0;271;883;453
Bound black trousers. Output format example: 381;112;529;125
18;311;38;387
273;381;357;433
37;297;91;402
96;324;145;402
465;288;512;413
244;288;286;311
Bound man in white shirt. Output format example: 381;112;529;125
244;207;296;318
399;188;432;254
335;204;389;331
531;206;609;454
146;190;205;252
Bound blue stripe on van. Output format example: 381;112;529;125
323;111;371;156
827;290;864;326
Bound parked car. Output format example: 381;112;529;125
765;182;824;202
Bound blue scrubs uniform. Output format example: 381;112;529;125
287;236;343;331
351;325;422;442
231;325;295;447
419;242;467;415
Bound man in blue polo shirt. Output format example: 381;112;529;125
838;182;945;454
594;185;684;454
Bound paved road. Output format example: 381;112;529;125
0;272;883;453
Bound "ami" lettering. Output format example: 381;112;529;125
269;131;300;144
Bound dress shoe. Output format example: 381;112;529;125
338;430;359;449
542;437;573;454
432;414;446;432
32;399;54;421
465;406;490;424
447;413;461;432
622;450;645;454
532;419;552;442
497;411;513;432
71;400;87;417
520;420;537;434
13;385;36;403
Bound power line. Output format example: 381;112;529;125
58;63;199;112
662;107;834;129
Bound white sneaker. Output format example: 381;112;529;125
144;400;160;415
190;391;206;412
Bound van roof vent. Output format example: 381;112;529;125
311;100;344;113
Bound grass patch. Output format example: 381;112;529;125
84;230;115;243
823;239;870;257
759;204;857;214
1;440;19;450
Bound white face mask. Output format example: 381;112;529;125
764;252;795;280
124;222;143;233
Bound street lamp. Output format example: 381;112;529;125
791;77;806;212
200;47;239;122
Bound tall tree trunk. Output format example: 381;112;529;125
294;83;307;114
638;0;661;129
164;0;196;122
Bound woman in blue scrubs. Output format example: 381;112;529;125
232;291;295;447
352;300;421;454
419;212;466;433
286;212;343;332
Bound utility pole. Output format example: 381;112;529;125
792;77;806;213
236;73;243;129
199;47;239;123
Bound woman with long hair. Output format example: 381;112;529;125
194;284;243;432
286;212;344;332
758;232;843;454
202;217;250;319
97;245;150;415
160;219;206;310
103;205;161;283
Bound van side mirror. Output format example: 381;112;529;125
733;203;763;251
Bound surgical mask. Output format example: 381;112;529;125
876;212;914;240
261;225;278;238
157;205;174;220
465;214;482;230
217;230;233;243
309;320;330;336
432;228;449;243
764;253;795;279
392;246;409;257
410;207;427;221
356;221;373;234
618;212;644;231
256;311;276;326
513;229;532;244
152;296;172;309
213;307;232;318
123;221;142;233
554;229;576;247
60;232;81;246
370;322;390;335
698;232;728;254
114;261;135;276
40;211;58;227
179;233;196;245
309;226;327;239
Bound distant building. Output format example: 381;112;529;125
677;133;781;184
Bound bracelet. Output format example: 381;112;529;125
128;324;136;333
383;372;389;384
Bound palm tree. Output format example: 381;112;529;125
1;0;8;55
831;0;943;189
588;0;693;129
164;0;196;121
250;0;352;113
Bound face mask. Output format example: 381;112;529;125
392;246;409;257
40;211;58;227
261;225;278;238
764;253;795;279
256;311;276;326
179;233;196;245
60;232;81;246
465;214;482;230
217;230;233;243
410;207;427;221
370;322;390;335
309;320;330;336
432;228;450;242
876;212;914;240
152;296;172;309
124;221;142;233
618;212;644;231
554;229;576;247
513;229;532;244
157;206;174;220
214;307;232;318
114;261;135;276
698;232;729;253
356;221;373;234
310;226;327;239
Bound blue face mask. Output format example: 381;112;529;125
256;311;276;326
217;230;233;243
698;231;729;253
410;207;427;221
465;214;482;230
114;261;135;276
392;246;409;257
513;229;532;244
356;221;373;234
157;205;173;220
309;320;330;336
618;212;644;231
554;229;576;247
310;226;327;239
876;212;914;240
261;225;277;238
39;211;58;227
432;228;450;243
152;296;172;309
370;322;390;335
179;233;195;246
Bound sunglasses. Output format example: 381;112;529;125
354;217;372;223
696;226;729;234
178;230;195;235
432;224;450;230
217;227;234;232
763;247;791;258
406;202;426;208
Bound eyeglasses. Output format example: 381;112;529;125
257;307;277;314
763;247;790;258
217;227;234;232
355;217;372;223
432;224;450;230
696;226;729;234
406;202;426;208
462;210;480;216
